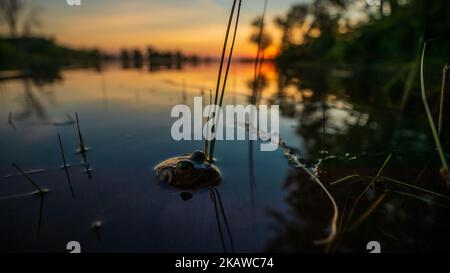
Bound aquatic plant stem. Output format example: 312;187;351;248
58;134;75;199
342;154;392;234
204;89;213;156
400;36;423;110
420;41;448;172
438;64;449;137
11;163;43;194
209;0;242;162
306;166;339;247
330;174;361;186
211;187;235;252
279;140;339;247
209;189;227;253
207;0;237;162
75;112;85;152
250;0;268;107
379;175;450;200
36;195;44;239
75;112;93;179
332;173;450;201
255;50;266;104
213;0;236;107
75;112;89;167
389;190;450;209
350;192;387;230
321;94;327;152
218;0;242;108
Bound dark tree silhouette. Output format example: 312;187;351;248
0;0;24;37
249;16;273;50
22;5;42;37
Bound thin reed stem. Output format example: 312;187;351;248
204;89;213;156
438;64;449;137
75;112;85;151
420;40;448;172
11;163;43;193
304;165;339;247
209;0;242;161
212;0;237;108
211;187;235;253
218;0;242;108
350;192;387;230
58;134;75;199
342;154;392;234
252;0;268;100
209;189;227;253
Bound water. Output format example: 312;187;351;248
0;62;449;252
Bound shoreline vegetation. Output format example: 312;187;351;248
0;36;104;81
0;37;104;69
275;1;450;65
0;35;274;80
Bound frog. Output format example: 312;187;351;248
154;150;221;189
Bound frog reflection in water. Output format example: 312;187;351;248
154;150;221;189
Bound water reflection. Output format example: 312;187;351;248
57;134;75;199
36;195;45;240
208;187;235;253
0;61;449;252
264;65;450;252
15;80;48;122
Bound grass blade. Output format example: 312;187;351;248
58;134;75;199
209;0;242;161
11;163;43;194
438;64;449;137
420;40;448;173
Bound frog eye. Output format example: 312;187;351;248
176;160;194;172
190;150;206;162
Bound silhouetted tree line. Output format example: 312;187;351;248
0;37;103;71
0;0;105;72
120;47;214;70
275;0;450;65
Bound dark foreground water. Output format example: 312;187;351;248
0;62;449;252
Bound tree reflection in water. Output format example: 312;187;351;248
265;66;450;252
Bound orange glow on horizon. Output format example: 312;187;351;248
50;23;282;59
0;0;287;59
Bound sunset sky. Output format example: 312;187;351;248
0;0;310;58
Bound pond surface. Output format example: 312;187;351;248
0;62;449;252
